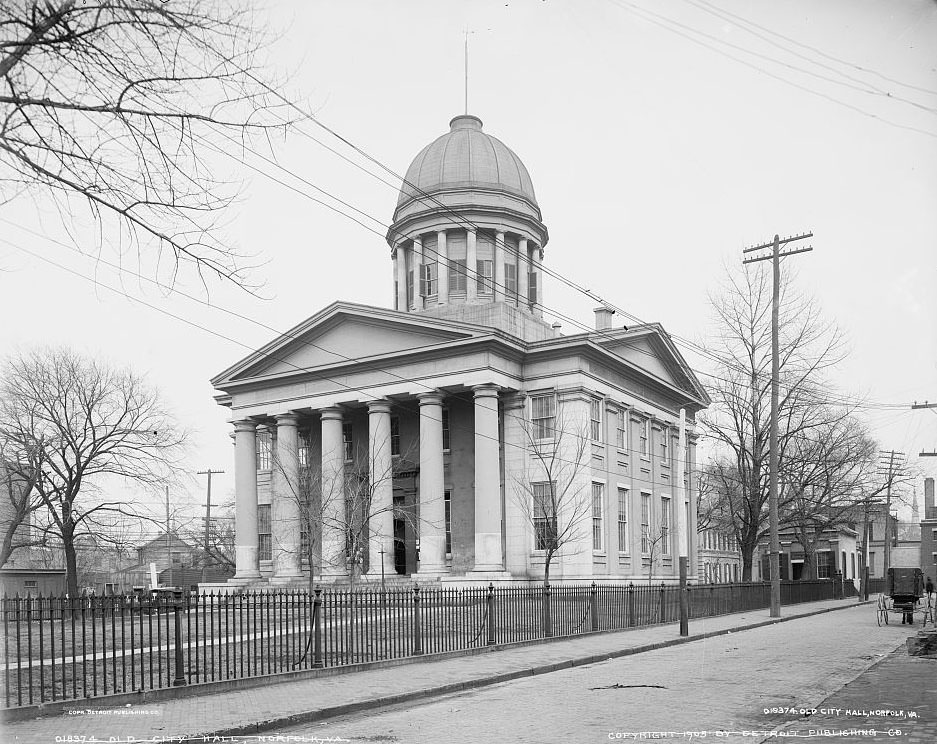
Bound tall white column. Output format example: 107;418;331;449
272;413;303;581
367;400;396;578
494;231;505;303
413;236;424;311
518;238;529;310
472;384;504;572
320;408;347;578
395;244;408;312
531;246;544;317
417;392;447;575
437;231;449;305
466;229;477;303
233;420;261;581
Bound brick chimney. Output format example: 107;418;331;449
925;477;935;520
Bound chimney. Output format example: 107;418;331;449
925;477;935;520
594;306;616;331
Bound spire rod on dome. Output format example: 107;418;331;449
463;28;469;115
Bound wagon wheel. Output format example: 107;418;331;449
876;594;889;626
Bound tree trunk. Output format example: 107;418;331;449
64;531;79;597
541;553;552;637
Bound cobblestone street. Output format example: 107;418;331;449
285;605;925;744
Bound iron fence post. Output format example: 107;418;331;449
412;586;423;656
486;583;496;645
628;583;635;627
658;583;666;623
313;587;323;668
542;582;553;638
590;582;599;632
171;589;186;687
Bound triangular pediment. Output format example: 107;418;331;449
595;326;711;406
212;303;483;386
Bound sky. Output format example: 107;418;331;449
1;0;935;530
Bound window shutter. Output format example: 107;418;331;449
528;272;538;303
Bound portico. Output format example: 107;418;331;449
226;377;510;584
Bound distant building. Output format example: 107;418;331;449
0;567;66;595
116;531;201;590
922;477;937;585
697;528;741;583
754;525;859;585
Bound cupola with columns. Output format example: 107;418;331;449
389;115;549;327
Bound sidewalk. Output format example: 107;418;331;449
5;597;866;743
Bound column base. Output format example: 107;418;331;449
269;573;304;585
416;566;450;578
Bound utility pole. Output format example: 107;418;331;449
878;450;905;589
911;402;937;457
743;231;813;619
197;469;225;583
165;485;173;589
677;408;689;637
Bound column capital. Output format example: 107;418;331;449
417;391;444;407
320;406;344;422
501;391;527;411
472;383;500;399
232;419;257;433
367;399;393;415
275;412;300;427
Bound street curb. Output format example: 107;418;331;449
199;600;871;738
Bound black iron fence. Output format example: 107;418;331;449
2;579;838;709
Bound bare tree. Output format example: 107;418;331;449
0;441;43;567
512;402;592;634
780;414;881;579
701;264;849;580
0;346;187;596
0;1;290;288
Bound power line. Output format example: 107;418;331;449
605;0;937;140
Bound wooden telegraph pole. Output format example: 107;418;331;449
197;469;225;584
743;232;813;619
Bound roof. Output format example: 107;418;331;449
394;115;538;215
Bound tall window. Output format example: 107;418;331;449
342;422;353;462
532;482;556;551
817;551;832;579
616;409;627;450
449;259;467;293
444;489;452;555
660;496;671;555
390;416;400;456
442;408;451;451
421;262;438;297
869;551;876;575
660;429;668;460
258;504;272;561
530;393;556;440
590;398;602;442
617;487;629;553
476;259;493;293
406;269;414;307
528;271;538;304
592;482;604;551
256;429;272;471
641;493;650;554
640;420;650;457
504;263;517;299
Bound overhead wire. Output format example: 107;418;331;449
604;0;937;140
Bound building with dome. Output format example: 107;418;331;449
211;115;709;585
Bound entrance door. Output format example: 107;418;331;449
393;494;406;575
